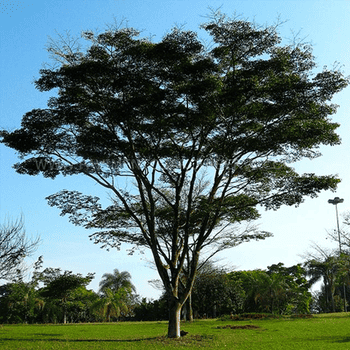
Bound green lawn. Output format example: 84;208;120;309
2;314;350;349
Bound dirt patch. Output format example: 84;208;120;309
217;325;260;330
229;313;276;320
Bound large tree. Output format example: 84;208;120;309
1;11;348;337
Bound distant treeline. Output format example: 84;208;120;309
2;252;350;324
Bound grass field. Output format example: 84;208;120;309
2;313;350;349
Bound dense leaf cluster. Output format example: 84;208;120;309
230;263;311;315
0;266;136;324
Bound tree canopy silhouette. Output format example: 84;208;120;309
1;11;348;337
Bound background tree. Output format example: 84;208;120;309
266;263;311;314
326;211;350;251
1;11;348;337
96;269;136;321
0;281;42;324
39;268;95;324
230;264;311;315
190;262;245;318
99;269;136;295
62;285;99;323
0;262;101;324
304;243;350;313
91;287;129;322
134;296;169;321
0;217;40;281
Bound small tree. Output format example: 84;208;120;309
1;11;347;336
0;217;40;280
96;269;136;320
91;287;129;322
266;263;311;314
99;269;136;294
39;268;94;324
0;282;39;323
190;263;245;318
304;244;350;313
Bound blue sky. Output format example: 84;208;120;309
1;0;350;299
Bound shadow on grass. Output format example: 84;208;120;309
333;337;350;343
0;337;157;343
0;334;213;344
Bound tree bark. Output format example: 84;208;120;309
188;293;193;322
167;297;182;338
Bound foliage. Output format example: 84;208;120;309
99;268;136;294
136;262;311;319
266;263;311;314
1;10;348;337
304;244;350;313
0;256;44;324
190;263;245;318
306;255;339;312
0;217;40;280
91;287;130;322
94;269;137;320
0;264;141;324
228;263;311;315
38;268;95;324
133;297;168;321
0;281;42;324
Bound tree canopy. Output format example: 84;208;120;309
99;268;136;295
1;11;348;337
39;268;94;324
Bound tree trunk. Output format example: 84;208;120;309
181;300;187;321
167;297;182;338
181;294;193;322
213;303;217;318
188;293;193;322
63;298;67;324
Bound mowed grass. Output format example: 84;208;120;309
2;313;350;349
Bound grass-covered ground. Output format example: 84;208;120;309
2;313;350;349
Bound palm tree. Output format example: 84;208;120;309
305;255;339;313
99;269;136;295
91;288;129;322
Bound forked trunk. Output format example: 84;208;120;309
167;298;182;338
182;293;193;322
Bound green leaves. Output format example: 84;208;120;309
3;13;343;260
230;263;312;314
1;12;348;334
39;269;94;301
2;18;346;174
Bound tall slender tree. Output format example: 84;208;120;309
1;11;347;336
99;269;136;294
91;287;129;322
304;245;340;312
